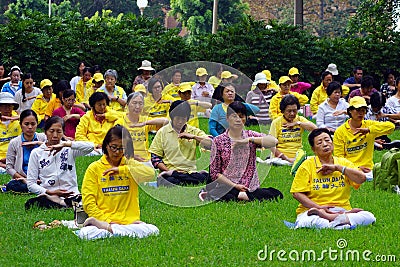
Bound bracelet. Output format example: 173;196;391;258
341;166;346;175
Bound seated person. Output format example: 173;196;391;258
348;75;378;105
316;81;349;133
96;69;127;112
15;73;42;114
26;116;94;209
1;66;22;96
288;67;311;94
269;76;308;121
191;67;214;103
31;79;55;127
178;84;211;128
246;72;276;125
209;83;259;137
385;77;400;113
149;100;212;187
52;90;85;140
269;95;316;163
77;125;159;240
5;110;46;193
200;101;282;202
163;69;183;101
75;92;120;152
290;128;376;229
333;96;395;181
45;80;85;121
115;92;168;167
0;92;21;172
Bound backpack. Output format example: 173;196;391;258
373;148;400;191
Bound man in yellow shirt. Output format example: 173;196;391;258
31;79;55;127
149;100;212;186
269;76;308;121
333;96;394;181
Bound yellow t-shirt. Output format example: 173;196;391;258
0;118;21;158
44;97;62;117
75;109;120;146
269;91;309;121
269;115;309;159
115;115;150;161
82;155;155;224
290;156;360;214
96;86;126;112
333;120;394;169
76;78;94;104
163;84;182;101
143;94;174;119
31;93;56;123
148;123;208;173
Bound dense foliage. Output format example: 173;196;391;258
0;12;398;90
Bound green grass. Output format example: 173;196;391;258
0;118;399;266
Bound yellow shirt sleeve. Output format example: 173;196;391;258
268;95;280;121
292;92;309;106
75;113;90;142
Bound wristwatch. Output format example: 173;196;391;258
297;121;301;125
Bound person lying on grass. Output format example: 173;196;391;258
199;101;283;202
149;100;212;187
333;96;395;181
78;125;159;240
290;128;376;229
26;116;94;209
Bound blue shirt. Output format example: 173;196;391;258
1;81;22;96
22;133;40;175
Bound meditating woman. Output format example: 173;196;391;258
315;81;349;133
78;125;159;240
290;128;376;229
5;110;46;193
26;116;94;209
96;69;126;112
75;92;120;152
209;83;259;137
269;94;316;163
115;92;168;166
333;96;394;181
52;89;85;140
14;73;41;114
201;101;282;202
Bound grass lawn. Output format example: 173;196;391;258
0;118;399;266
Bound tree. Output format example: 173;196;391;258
347;0;400;40
169;0;249;35
5;0;79;17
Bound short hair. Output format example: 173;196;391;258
89;91;109;108
54;80;71;99
147;78;164;94
326;81;342;96
44;116;64;132
353;66;363;74
89;65;102;75
308;128;332;148
169;100;191;121
20;109;38;125
221;83;236;95
102;125;134;159
127;92;144;104
62;89;75;100
361;75;374;89
171;69;183;79
227;101;247;117
104;69;118;80
370;92;386;109
279;94;300;113
82;67;91;76
321;71;332;81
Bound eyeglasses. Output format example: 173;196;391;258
65;98;76;103
130;101;144;106
108;144;124;153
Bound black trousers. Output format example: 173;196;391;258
157;171;209;187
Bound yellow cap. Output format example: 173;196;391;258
279;76;292;85
288;67;299;76
40;79;52;89
221;71;233;79
349;96;367;109
93;73;104;82
178;82;193;93
134;84;147;93
262;70;272;81
196;67;208;76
